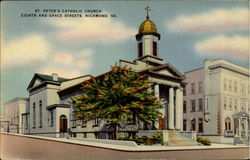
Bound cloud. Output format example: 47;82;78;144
167;8;248;33
38;49;94;78
39;67;82;78
1;34;50;68
43;16;137;43
195;35;248;59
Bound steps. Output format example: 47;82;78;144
167;131;198;146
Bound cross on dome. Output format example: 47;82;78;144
145;6;151;19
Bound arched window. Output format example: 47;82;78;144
39;100;42;127
33;102;36;128
225;117;231;131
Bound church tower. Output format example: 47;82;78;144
135;7;163;65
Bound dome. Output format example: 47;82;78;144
138;18;157;34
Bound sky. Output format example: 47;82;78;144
1;1;249;108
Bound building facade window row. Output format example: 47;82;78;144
183;99;203;113
183;118;203;133
32;100;44;129
188;81;202;95
223;78;248;96
223;96;247;111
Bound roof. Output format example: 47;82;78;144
138;63;185;80
139;18;157;33
36;73;68;82
47;104;71;110
58;71;110;96
27;73;68;90
3;97;29;106
232;111;249;118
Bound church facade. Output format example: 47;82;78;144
57;9;186;139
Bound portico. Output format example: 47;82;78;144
153;83;184;131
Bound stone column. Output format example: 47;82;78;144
154;84;160;129
239;118;241;139
175;88;183;130
244;118;248;139
168;87;174;130
154;84;160;100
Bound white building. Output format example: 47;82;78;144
204;59;249;140
23;73;91;137
1;97;29;133
183;59;249;143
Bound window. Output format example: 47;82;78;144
241;83;246;95
153;41;157;56
191;100;196;112
229;80;232;91
241;102;246;111
50;110;53;126
183;101;186;113
229;98;232;110
198;82;202;93
234;81;237;93
224;97;227;109
191;83;195;94
81;120;87;127
39;100;42;127
138;42;142;57
225;118;231;131
234;99;238;110
191;119;196;131
183;87;186;96
198;99;203;111
198;118;203;133
223;78;227;90
25;115;28;129
183;119;187;131
248;85;250;94
93;118;99;126
83;133;87;138
71;120;76;128
33;103;36;128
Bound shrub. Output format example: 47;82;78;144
118;132;163;145
197;136;211;145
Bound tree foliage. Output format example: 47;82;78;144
71;65;162;126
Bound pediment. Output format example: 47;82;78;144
33;79;42;88
147;64;185;80
156;69;174;77
27;74;45;90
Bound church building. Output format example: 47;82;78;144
57;7;186;139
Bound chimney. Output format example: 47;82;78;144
52;73;58;81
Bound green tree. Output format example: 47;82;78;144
71;65;162;139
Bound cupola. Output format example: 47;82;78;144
135;7;161;60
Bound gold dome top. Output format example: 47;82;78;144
138;18;157;34
136;6;161;40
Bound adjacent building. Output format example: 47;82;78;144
23;73;91;137
204;59;249;138
183;68;204;133
1;98;29;133
183;59;249;142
